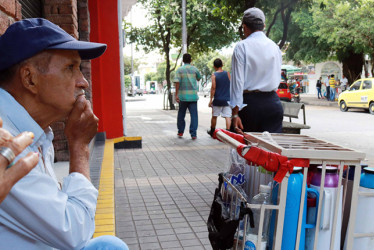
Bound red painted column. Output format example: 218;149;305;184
88;0;123;139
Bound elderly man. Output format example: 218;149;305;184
230;7;283;133
0;19;128;249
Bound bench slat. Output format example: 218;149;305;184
282;121;310;129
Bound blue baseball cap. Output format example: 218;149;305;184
0;18;107;71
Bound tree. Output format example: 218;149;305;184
145;72;157;82
126;0;236;109
145;61;177;87
123;55;140;75
194;51;232;87
311;0;374;81
124;75;132;89
211;0;311;49
284;0;371;83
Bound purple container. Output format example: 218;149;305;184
311;166;339;187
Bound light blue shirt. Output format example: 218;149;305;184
0;88;98;249
230;31;282;110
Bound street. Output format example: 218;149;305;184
126;93;374;165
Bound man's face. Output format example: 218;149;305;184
33;50;88;118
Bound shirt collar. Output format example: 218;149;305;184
0;88;46;146
247;30;265;39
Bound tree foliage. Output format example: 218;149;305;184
126;0;236;109
311;0;374;79
123;55;140;75
193;51;232;86
145;61;176;85
283;0;374;83
211;0;311;49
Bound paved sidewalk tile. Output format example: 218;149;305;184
114;104;230;249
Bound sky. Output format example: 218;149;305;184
123;4;151;58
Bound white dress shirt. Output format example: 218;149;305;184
230;31;282;110
341;77;348;87
0;88;98;250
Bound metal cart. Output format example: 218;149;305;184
215;130;368;250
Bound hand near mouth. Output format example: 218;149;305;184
64;95;99;180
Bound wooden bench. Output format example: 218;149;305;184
281;101;311;134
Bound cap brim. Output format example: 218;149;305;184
47;40;107;60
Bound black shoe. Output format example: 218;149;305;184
207;128;214;137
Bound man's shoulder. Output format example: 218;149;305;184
186;64;200;73
176;66;184;73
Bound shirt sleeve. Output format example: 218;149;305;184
173;68;180;83
195;68;202;81
0;169;98;249
229;43;247;110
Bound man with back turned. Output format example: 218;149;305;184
230;7;283;133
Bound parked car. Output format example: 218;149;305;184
136;89;144;96
276;82;293;102
338;78;374;114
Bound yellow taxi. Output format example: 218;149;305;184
338;78;374;114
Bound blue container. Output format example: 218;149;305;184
360;167;374;189
268;167;319;250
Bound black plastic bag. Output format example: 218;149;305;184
207;173;254;250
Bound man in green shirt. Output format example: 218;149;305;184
174;53;202;139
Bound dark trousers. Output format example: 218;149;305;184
177;101;198;137
326;86;330;100
239;91;283;133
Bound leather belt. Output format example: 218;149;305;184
243;90;275;94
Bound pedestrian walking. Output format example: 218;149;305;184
329;74;336;101
207;58;231;137
230;7;283;133
174;53;202;139
316;77;323;99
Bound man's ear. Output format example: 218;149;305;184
19;64;39;95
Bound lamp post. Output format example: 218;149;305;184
182;0;187;54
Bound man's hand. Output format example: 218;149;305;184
232;106;244;135
176;96;180;103
64;96;99;179
0;118;39;203
232;116;245;135
65;95;99;145
208;100;213;107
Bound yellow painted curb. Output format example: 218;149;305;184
93;139;115;238
113;136;142;143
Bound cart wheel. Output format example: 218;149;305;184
340;100;348;112
370;102;374;115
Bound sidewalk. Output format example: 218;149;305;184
55;93;343;249
299;93;339;107
112;105;231;249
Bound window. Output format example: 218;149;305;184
363;80;372;90
350;81;361;91
18;0;42;19
278;83;288;89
